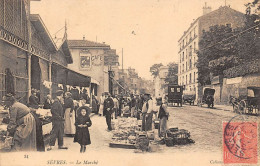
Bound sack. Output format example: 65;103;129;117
1;136;14;150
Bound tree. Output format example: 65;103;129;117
165;62;178;85
197;14;260;86
197;25;236;85
149;63;163;77
245;0;259;15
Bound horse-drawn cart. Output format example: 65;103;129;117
230;87;260;115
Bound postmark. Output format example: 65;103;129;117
223;115;258;164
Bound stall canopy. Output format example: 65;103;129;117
52;62;91;87
67;70;91;87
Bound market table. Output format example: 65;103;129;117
0;107;53;151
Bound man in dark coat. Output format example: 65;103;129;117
47;90;68;151
28;89;39;109
103;93;114;131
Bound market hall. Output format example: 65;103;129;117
0;0;94;151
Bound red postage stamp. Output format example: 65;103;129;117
223;121;258;164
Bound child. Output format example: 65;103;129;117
74;107;92;153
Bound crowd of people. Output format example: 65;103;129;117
97;92;169;137
1;89;169;153
1;87;93;153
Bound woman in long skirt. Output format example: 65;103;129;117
158;98;169;138
64;92;75;136
3;94;37;151
98;93;105;116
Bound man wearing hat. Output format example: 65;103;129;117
47;90;68;151
28;89;39;109
141;93;153;131
103;93;114;131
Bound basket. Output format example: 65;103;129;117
0;136;13;150
168;127;178;132
154;120;160;129
123;113;131;118
165;137;174;147
147;131;154;140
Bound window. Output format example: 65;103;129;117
180;66;181;73
182;52;184;61
186;49;187;59
189;45;192;56
194;42;196;52
194;72;196;82
182;40;184;48
182;76;184;85
194;27;196;37
180;54;181;63
186;75;187;85
194;57;196;67
186;62;187;71
182;64;184;72
189;73;192;83
190;59;192;69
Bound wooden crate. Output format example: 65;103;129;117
109;142;136;149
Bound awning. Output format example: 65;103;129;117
91;78;100;85
67;70;90;87
52;62;91;87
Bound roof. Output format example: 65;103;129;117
60;39;73;64
30;14;57;52
178;6;245;42
68;40;110;48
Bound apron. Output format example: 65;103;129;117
64;108;76;134
14;113;37;151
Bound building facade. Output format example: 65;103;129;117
177;5;246;103
0;0;91;104
68;39;119;98
154;65;168;98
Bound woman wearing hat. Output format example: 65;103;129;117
3;94;37;151
64;92;75;136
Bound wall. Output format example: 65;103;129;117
204;73;260;105
68;48;109;98
198;6;246;37
0;41;28;104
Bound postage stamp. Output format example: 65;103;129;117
223;116;258;164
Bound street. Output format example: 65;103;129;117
1;105;259;166
46;104;258;155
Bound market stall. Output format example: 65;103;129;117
109;115;195;152
0;106;53;151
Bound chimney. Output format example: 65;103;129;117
83;35;85;40
203;2;212;15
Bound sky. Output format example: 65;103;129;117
31;0;249;80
